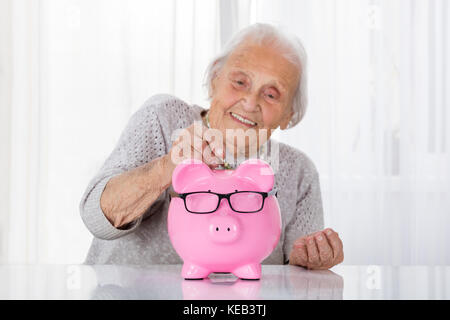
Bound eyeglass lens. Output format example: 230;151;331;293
229;192;263;212
185;193;219;213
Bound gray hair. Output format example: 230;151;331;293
203;23;308;129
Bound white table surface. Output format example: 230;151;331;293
0;264;449;300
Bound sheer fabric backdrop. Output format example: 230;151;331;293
0;0;448;265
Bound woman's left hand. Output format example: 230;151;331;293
289;228;344;270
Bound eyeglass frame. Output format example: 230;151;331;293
174;188;278;214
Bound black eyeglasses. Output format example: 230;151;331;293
175;189;278;214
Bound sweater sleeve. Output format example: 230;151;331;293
282;156;325;264
79;95;169;240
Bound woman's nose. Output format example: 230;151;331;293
241;93;259;112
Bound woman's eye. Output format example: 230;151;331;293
264;89;279;101
235;80;245;86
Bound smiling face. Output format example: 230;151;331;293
207;40;300;157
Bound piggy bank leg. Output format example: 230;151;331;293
233;263;261;280
182;262;210;280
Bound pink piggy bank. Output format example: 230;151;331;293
168;158;281;280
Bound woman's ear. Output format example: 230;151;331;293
279;109;294;130
211;76;217;96
211;72;220;97
210;60;222;97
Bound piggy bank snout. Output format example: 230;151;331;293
208;215;240;244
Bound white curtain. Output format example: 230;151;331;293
229;0;450;265
1;0;449;265
0;0;221;264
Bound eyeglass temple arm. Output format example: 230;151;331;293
268;188;278;197
169;190;182;200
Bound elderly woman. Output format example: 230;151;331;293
80;23;343;270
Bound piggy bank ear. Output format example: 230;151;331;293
233;159;274;192
172;159;213;193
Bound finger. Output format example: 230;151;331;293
202;129;225;160
324;228;343;261
293;236;307;248
305;237;320;268
191;130;224;165
192;124;209;141
177;138;221;169
190;145;203;162
210;144;224;160
202;144;223;166
291;238;308;266
314;232;333;266
290;246;308;267
206;142;224;164
193;139;217;164
191;136;208;154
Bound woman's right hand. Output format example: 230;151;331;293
165;121;225;174
100;122;225;228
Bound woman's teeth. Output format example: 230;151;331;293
230;112;257;126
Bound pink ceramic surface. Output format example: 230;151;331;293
168;158;281;280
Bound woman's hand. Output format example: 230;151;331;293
166;122;224;174
289;228;344;270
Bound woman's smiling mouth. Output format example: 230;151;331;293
229;112;257;127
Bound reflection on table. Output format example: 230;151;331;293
0;264;449;299
91;265;343;300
